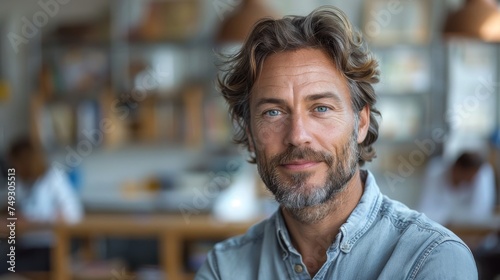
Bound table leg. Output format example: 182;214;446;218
52;226;70;280
80;235;97;261
161;232;182;280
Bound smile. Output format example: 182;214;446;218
280;160;321;171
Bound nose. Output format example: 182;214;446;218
284;114;313;147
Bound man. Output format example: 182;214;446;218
197;6;477;279
6;136;83;225
418;151;496;226
0;136;83;274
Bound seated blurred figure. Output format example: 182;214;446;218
1;136;83;273
8;136;83;225
418;151;496;225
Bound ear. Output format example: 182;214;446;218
357;105;370;144
246;127;255;153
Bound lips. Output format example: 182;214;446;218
280;160;320;171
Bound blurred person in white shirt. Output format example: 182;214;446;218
7;136;83;225
1;136;83;273
418;151;496;226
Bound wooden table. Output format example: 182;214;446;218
52;213;259;280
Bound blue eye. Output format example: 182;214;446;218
265;110;280;117
315;106;329;113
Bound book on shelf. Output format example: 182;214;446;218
49;103;74;147
204;96;232;146
35;99;105;151
182;86;204;148
155;100;179;144
36;105;59;151
76;100;101;145
43;48;109;96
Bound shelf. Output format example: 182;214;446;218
41;91;106;103
42;40;111;49
115;90;182;101
126;36;213;49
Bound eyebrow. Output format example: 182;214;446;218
305;92;342;103
255;98;287;108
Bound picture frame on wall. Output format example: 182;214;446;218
362;0;431;46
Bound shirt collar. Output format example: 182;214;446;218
275;209;296;258
338;170;383;253
274;170;383;255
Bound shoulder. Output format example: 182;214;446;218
379;195;440;232
212;216;270;253
408;237;477;280
38;167;72;190
377;196;477;279
377;196;460;249
45;166;69;182
475;163;495;183
196;217;274;279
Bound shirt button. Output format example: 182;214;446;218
294;264;304;273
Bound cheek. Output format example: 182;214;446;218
311;117;350;148
252;118;288;149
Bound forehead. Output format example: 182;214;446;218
252;48;349;97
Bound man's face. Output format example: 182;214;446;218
248;48;369;209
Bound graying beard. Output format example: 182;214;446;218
274;132;358;210
257;116;360;224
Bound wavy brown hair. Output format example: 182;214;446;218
218;6;380;166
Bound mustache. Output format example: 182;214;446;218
270;146;334;166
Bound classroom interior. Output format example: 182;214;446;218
0;0;500;279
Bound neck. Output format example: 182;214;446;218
281;169;365;276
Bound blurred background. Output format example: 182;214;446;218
0;0;499;279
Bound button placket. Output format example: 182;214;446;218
294;264;304;273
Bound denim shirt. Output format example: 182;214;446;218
196;171;477;280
